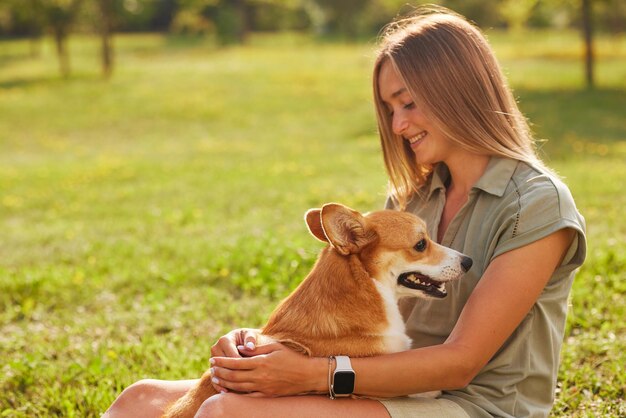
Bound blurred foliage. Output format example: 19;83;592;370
0;2;622;88
0;0;625;39
35;0;84;77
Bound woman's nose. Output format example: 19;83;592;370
392;111;409;136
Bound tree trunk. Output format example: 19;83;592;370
53;27;70;78
581;0;594;89
101;29;113;79
98;0;114;79
44;0;84;78
234;0;249;43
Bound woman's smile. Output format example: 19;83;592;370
377;60;457;165
407;131;428;149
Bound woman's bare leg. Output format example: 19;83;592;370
104;380;391;418
196;393;390;418
103;379;199;418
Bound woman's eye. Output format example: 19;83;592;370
403;102;415;110
414;239;427;252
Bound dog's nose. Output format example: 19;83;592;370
461;257;473;272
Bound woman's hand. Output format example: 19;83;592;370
210;328;261;359
209;342;326;397
210;328;261;392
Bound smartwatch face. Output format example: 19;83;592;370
334;370;356;394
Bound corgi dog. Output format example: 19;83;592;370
163;203;472;417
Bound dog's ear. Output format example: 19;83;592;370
305;208;328;243
320;203;377;255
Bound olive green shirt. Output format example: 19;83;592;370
387;157;586;417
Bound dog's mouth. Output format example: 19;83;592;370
398;272;447;298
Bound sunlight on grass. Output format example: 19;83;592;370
0;31;624;417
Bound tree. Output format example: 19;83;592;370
171;0;253;44
311;0;370;38
581;0;594;88
40;0;84;77
499;0;540;32
213;0;250;43
0;0;46;56
94;0;117;79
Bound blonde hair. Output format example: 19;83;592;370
373;6;547;209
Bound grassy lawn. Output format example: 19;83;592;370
0;29;624;417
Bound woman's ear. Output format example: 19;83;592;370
320;203;377;255
305;208;327;243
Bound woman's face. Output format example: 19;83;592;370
377;60;455;166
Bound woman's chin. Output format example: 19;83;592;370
413;154;435;166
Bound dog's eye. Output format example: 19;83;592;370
414;239;427;252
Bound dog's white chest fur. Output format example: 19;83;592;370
373;280;412;353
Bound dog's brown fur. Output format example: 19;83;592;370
163;203;471;417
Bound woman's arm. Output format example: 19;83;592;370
210;228;574;397
353;227;575;396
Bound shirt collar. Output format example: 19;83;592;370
426;163;448;200
473;157;519;197
426;156;519;199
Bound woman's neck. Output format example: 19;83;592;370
444;152;491;197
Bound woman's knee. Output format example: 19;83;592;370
104;379;164;417
124;379;163;401
195;393;242;418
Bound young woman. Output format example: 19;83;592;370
105;6;585;418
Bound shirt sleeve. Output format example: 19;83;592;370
490;174;586;270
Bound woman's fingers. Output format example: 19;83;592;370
209;342;309;396
210;368;263;393
211;335;241;358
211;365;255;383
217;380;259;394
237;341;284;356
210;380;228;394
211;328;255;358
240;329;258;351
242;392;270;398
211;355;258;370
210;328;264;359
211;343;286;373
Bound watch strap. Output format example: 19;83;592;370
334;355;352;371
330;355;355;398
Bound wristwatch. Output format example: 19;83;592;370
330;355;356;398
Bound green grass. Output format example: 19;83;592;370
0;29;624;417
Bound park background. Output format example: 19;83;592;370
0;0;624;416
